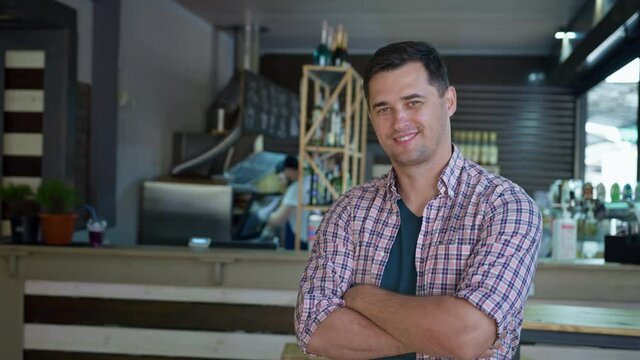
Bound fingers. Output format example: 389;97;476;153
478;349;495;358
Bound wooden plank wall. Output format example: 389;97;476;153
23;280;298;360
1;50;45;236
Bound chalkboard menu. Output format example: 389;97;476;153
241;71;300;139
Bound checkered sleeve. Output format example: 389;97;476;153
294;195;356;354
455;184;542;357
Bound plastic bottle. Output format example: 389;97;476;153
553;203;577;260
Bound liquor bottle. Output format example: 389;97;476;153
622;183;633;201
635;181;640;201
471;131;481;163
310;92;325;146
327;26;335;55
459;131;468;158
489;132;499;165
324;169;334;204
308;161;319;205
332;24;349;66
327;100;342;147
332;165;342;196
480;131;490;165
583;182;594;202
313;21;332;66
610;182;621;202
595;182;606;202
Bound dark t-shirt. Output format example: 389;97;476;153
377;199;421;359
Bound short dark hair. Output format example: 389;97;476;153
364;41;450;100
276;155;298;173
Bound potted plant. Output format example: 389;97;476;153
36;179;80;245
0;183;40;243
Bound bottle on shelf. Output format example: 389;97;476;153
458;131;468;158
583;182;594;203
596;182;606;203
332;165;343;195
332;24;349;67
313;20;332;66
622;183;633;201
480;131;490;165
471;131;482;163
308;160;319;205
553;203;577;260
610;182;621;202
310;92;325;146
307;210;324;250
326;100;343;147
635;181;640;201
489;131;498;165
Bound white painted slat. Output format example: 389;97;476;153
5;50;45;69
2;176;42;190
2;133;43;156
3;90;44;112
24;324;295;360
25;280;298;307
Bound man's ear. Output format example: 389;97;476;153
445;86;457;117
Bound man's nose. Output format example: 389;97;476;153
393;109;410;129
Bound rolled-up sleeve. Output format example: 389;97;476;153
455;184;542;356
294;195;355;353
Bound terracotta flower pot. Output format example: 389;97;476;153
39;213;77;245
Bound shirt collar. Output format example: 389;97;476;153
438;144;464;198
385;144;464;200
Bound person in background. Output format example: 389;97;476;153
263;155;309;250
295;41;542;359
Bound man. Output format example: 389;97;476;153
264;155;309;250
295;41;542;359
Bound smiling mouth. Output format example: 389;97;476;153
394;132;418;143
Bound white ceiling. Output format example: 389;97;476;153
177;0;586;55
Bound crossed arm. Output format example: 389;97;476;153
307;286;497;360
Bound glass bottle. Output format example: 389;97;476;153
310;92;325;146
622;183;633;201
313;21;332;66
596;182;606;203
332;24;349;66
610;182;621;202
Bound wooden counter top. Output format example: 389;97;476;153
0;243;311;262
537;257;640;271
523;303;640;337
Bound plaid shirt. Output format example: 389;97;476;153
295;146;542;359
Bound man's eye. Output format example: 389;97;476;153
377;107;391;114
409;100;422;107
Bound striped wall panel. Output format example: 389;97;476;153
2;50;45;236
24;281;298;360
367;85;576;196
452;85;576;195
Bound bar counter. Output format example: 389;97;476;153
1;244;639;359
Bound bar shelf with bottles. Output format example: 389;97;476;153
294;64;368;250
543;179;640;262
453;130;500;175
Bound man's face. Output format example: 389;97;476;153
368;61;456;169
278;168;298;188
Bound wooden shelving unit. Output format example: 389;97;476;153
294;65;368;250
